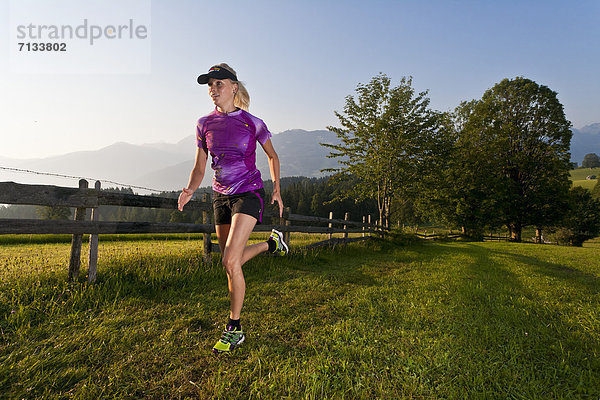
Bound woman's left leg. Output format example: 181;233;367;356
222;213;268;319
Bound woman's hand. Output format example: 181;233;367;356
179;148;208;211
271;188;284;217
260;139;283;217
178;188;194;211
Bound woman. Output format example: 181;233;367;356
178;63;288;354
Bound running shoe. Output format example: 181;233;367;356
269;229;289;256
212;326;245;354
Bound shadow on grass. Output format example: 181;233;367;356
487;247;600;296
432;242;600;398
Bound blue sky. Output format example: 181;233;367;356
0;0;598;159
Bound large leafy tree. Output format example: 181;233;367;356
420;100;506;238
582;153;600;169
324;74;446;227
464;77;572;241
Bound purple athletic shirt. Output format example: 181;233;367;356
196;107;272;195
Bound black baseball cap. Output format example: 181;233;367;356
197;65;238;84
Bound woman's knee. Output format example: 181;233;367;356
222;254;242;275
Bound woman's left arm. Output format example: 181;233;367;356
260;139;283;217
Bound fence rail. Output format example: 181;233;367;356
0;180;384;283
0;181;211;211
415;232;462;240
415;232;517;241
0;219;370;236
483;234;511;242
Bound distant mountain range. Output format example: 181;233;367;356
0;129;342;191
571;123;600;165
1;124;598;192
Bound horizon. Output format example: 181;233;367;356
1;0;599;160
1;124;599;162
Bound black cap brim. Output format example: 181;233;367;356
197;67;238;84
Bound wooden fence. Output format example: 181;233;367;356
415;232;462;240
415;231;515;241
0;180;383;283
483;234;511;242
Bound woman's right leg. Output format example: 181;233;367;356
212;220;287;354
216;223;269;265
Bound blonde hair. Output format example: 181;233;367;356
217;63;250;111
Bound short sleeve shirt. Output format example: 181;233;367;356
196;108;272;195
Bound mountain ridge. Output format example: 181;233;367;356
571;123;600;164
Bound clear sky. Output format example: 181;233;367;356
0;0;598;160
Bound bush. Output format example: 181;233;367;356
592;180;600;200
548;227;576;246
548;187;600;246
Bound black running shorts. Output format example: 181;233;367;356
213;188;265;225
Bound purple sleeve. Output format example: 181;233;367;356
254;117;272;145
196;119;207;152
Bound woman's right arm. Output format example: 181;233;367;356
178;147;208;211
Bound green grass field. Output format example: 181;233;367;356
569;167;600;181
1;234;600;399
571;179;598;191
570;167;599;190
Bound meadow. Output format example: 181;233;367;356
570;167;599;190
1;233;599;399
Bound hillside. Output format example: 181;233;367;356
570;167;600;181
256;129;342;178
570;167;599;190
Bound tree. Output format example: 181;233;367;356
324;74;447;227
419;100;505;238
36;206;72;220
549;186;600;246
462;77;572;241
582;153;600;169
278;176;378;221
169;209;191;223
592;179;600;200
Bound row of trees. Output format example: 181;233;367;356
278;176;378;222
325;74;600;245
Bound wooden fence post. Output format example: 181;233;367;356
202;193;212;264
344;212;349;239
328;211;333;240
368;215;372;237
278;206;285;228
284;207;291;246
87;180;101;284
362;216;366;237
68;179;88;282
